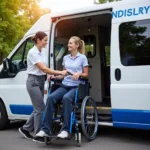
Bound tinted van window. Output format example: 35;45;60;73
119;19;150;66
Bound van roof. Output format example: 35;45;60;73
50;0;138;18
24;0;143;37
50;2;112;18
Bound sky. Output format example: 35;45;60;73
39;0;96;12
39;0;137;12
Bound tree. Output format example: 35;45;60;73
0;0;49;64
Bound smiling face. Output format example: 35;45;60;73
37;36;48;49
68;38;79;52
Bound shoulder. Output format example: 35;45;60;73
28;47;35;54
63;54;70;59
79;53;87;59
28;47;37;58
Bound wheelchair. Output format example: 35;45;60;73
44;77;98;146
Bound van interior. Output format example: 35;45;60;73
53;12;112;122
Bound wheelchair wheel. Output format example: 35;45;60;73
81;96;98;141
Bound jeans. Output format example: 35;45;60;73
41;85;77;134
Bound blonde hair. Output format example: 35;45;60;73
70;36;85;54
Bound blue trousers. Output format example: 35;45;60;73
41;85;77;134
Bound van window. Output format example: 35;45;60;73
119;19;150;66
10;38;34;74
54;42;67;70
83;35;96;58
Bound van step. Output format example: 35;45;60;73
96;100;111;107
98;114;112;121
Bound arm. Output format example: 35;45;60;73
54;67;67;79
47;67;66;81
79;66;88;78
28;51;68;76
72;55;89;80
72;66;88;80
36;62;67;76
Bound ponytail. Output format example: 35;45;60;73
79;40;85;54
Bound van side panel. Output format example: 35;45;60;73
111;0;150;129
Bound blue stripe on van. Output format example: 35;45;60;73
9;105;33;115
112;109;150;129
113;122;150;130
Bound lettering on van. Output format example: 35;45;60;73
112;5;150;18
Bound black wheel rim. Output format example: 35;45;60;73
82;96;98;139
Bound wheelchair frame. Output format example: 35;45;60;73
45;79;98;146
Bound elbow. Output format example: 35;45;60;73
41;68;47;73
85;73;88;78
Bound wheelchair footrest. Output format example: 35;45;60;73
44;134;72;140
44;135;58;138
57;135;72;140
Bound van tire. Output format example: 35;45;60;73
0;100;10;130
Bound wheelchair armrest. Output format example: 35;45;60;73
79;77;88;85
78;83;88;100
51;78;63;83
49;79;62;94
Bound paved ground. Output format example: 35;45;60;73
0;121;150;150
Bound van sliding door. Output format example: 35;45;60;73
111;1;150;129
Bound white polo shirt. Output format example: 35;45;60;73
27;46;47;76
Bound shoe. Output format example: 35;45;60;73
57;130;69;139
35;130;49;137
33;136;45;143
19;127;33;140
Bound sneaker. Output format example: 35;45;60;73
57;130;69;139
35;130;49;137
19;127;33;140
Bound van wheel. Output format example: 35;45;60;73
0;101;9;130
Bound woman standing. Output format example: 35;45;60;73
19;31;68;139
34;36;88;142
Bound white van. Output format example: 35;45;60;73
0;0;150;130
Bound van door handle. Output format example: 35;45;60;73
115;68;121;81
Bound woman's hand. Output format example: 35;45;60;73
61;70;68;76
72;72;81;80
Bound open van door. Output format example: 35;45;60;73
111;1;150;129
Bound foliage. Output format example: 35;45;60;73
0;0;50;63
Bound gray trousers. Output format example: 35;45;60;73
23;74;45;135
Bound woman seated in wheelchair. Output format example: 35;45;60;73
34;36;88;142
